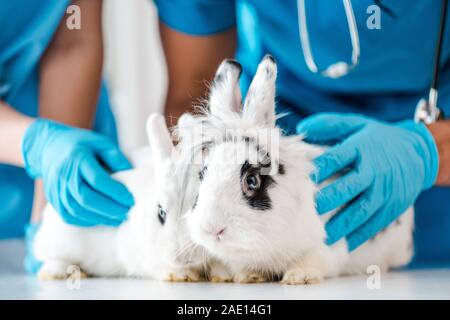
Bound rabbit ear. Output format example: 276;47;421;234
175;112;197;147
177;112;195;132
146;113;174;163
209;59;242;120
242;54;277;127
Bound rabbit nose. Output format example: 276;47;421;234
214;227;226;237
208;227;226;239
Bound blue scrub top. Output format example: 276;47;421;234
155;0;450;265
0;1;118;239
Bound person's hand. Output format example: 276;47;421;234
296;113;439;250
22;119;134;226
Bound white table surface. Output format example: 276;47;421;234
1;239;450;300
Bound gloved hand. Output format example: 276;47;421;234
296;113;439;250
24;223;42;274
22;119;134;227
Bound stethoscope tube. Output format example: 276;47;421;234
415;0;447;123
297;0;360;78
431;0;448;92
298;0;447;123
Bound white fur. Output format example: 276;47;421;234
180;56;414;284
34;114;205;280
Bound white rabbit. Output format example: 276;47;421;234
179;56;414;284
34;113;205;281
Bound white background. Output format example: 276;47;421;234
103;0;167;152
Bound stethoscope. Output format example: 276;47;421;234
297;0;447;124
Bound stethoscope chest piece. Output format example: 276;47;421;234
414;98;443;124
297;0;360;79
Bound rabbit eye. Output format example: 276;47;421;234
157;204;166;225
243;172;261;195
240;160;274;211
246;174;260;190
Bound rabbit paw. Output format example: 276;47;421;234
164;267;204;282
209;260;233;283
210;275;233;283
233;272;268;284
210;272;234;283
38;261;88;281
281;267;322;285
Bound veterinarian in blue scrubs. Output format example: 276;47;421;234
0;0;133;272
155;0;450;265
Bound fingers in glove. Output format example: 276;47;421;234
324;189;383;245
296;113;368;143
346;204;406;251
80;153;134;208
312;143;358;184
316;170;373;214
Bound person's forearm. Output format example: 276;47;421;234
39;0;103;128
160;23;236;126
39;42;102;127
428;120;450;185
0;101;33;166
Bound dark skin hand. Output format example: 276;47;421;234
39;0;103;128
159;23;236;126
428;120;450;186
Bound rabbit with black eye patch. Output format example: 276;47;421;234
33;114;206;281
178;56;414;284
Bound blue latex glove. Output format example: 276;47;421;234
22;119;134;227
24;223;42;274
296;113;439;250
